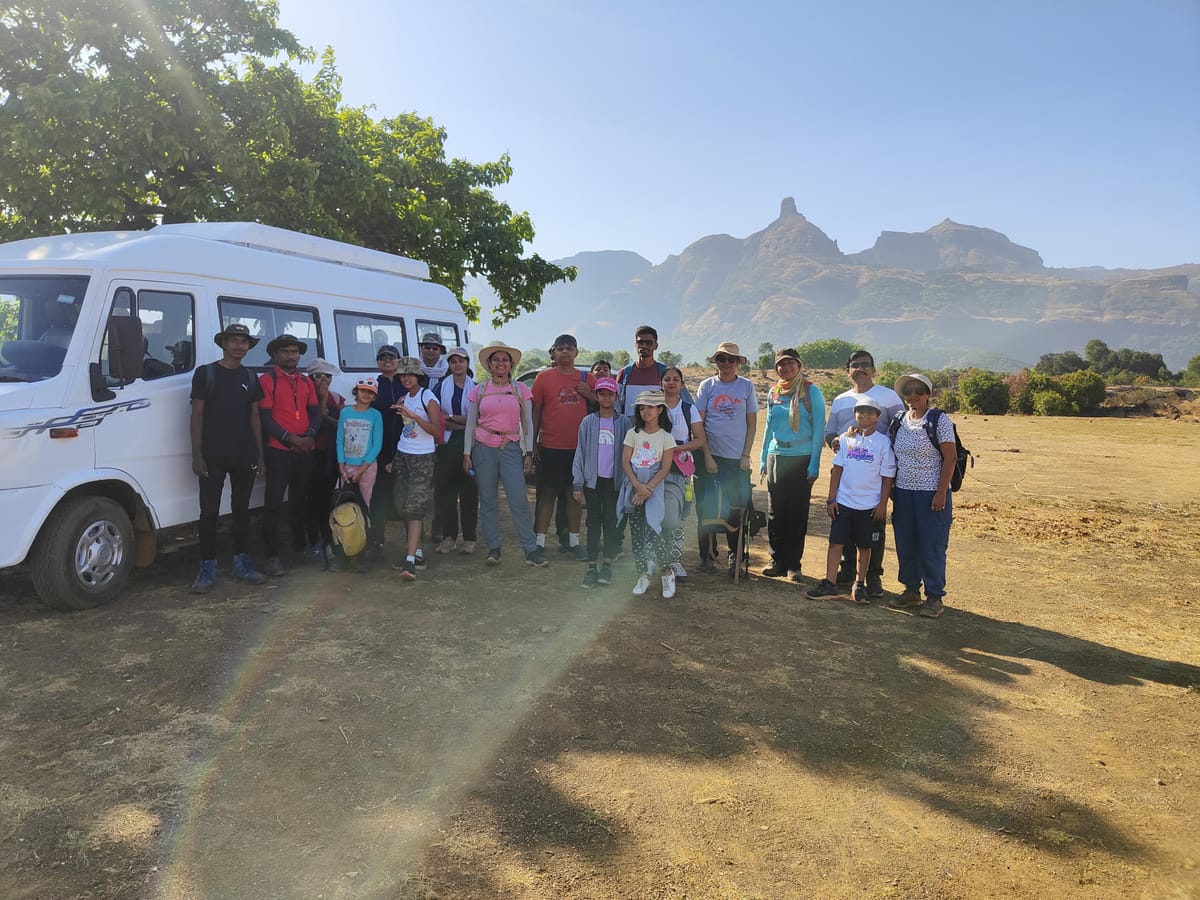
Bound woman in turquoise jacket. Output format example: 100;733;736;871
759;348;825;579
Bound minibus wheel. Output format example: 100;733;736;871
31;497;134;610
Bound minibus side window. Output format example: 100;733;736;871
415;320;459;350
334;311;405;371
218;297;322;370
99;288;195;382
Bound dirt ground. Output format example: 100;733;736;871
1;413;1198;899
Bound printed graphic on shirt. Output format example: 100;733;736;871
630;439;661;469
708;392;744;420
845;438;876;463
598;425;615;449
343;418;371;459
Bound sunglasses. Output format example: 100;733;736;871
848;362;873;370
635;338;655;346
902;386;929;396
377;354;398;361
311;373;332;380
714;355;737;364
420;343;442;350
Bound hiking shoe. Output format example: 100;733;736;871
761;563;788;577
789;569;804;583
191;559;217;594
232;553;265;584
661;571;676;599
581;567;599;590
889;587;924;609
398;560;417;581
632;573;652;596
852;581;871;605
525;548;548;567
436;536;456;554
263;556;285;578
727;554;747;578
568;544;588;562
413;551;427;570
486;548;502;565
917;596;945;618
806;578;840;599
671;562;688;583
866;575;884;598
459;540;476;555
597;563;613;585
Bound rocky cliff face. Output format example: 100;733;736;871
476;201;1198;370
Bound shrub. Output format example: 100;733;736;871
796;338;857;368
820;374;852;403
938;390;962;413
959;370;1011;414
1057;369;1106;411
1032;390;1077;416
1005;370;1034;414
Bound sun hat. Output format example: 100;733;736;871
708;341;746;364
854;396;883;413
266;333;308;356
774;348;803;367
376;344;400;359
395;356;422;376
213;322;260;349
353;377;378;396
594;377;619;394
634;388;667;407
446;346;471;361
478;342;523;371
895;373;934;396
307;358;339;377
419;332;446;351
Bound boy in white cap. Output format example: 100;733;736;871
808;396;896;604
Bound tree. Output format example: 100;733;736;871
0;2;573;326
658;349;683;368
0;298;16;342
958;370;1011;414
1084;339;1112;372
1057;369;1106;411
756;342;774;369
1034;351;1088;376
795;338;856;368
1181;354;1200;388
515;348;548;375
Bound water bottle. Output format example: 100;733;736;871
684;478;694;502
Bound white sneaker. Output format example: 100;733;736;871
661;572;676;599
632;573;651;596
670;562;688;581
436;536;456;554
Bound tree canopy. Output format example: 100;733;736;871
0;0;573;325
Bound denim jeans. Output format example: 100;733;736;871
892;487;953;597
472;441;536;553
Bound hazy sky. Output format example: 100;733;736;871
276;0;1198;269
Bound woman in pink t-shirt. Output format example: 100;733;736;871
463;343;544;567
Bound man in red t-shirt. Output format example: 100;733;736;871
532;334;595;560
258;333;320;576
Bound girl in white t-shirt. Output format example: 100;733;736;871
388;357;441;580
619;389;678;598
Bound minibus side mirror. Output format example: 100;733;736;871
91;315;144;401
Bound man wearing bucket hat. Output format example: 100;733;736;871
258;333;321;576
418;332;449;384
188;323;267;592
695;341;758;577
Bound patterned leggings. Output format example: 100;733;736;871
629;506;672;574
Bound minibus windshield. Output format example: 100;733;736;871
0;275;90;382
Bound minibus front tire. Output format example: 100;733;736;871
31;497;135;610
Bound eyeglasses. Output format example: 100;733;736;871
311;373;332;380
848;362;873;370
901;386;929;396
714;355;736;364
635;338;655;346
377;354;398;362
420;343;442;350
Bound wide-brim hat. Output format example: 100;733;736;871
708;341;746;364
478;342;522;372
307;358;339;377
634;388;667;407
894;373;934;396
419;332;446;352
213;323;260;349
395;356;422;376
266;333;308;356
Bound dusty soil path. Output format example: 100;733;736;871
1;415;1197;898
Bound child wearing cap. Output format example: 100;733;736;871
618;389;681;599
807;397;896;604
337;379;384;507
571;377;631;589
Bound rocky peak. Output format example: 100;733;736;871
779;196;800;218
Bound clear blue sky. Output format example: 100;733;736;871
276;0;1198;269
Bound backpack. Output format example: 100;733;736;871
328;482;370;559
887;408;973;491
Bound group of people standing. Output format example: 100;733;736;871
189;323;955;616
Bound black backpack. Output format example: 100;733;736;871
887;408;973;491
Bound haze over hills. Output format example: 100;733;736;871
471;198;1199;370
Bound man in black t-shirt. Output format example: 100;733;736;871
189;323;267;592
